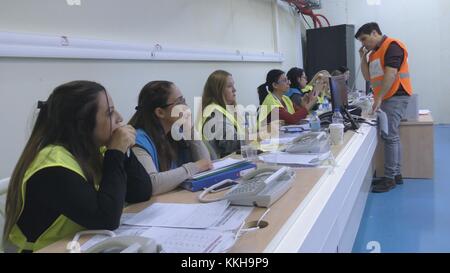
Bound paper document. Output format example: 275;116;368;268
210;206;253;231
81;204;246;253
119;213;136;225
260;151;331;167
123;200;230;228
81;225;235;253
376;109;389;136
141;227;235;253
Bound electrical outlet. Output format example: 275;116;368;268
66;0;81;6
306;0;321;10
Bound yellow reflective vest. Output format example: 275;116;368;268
9;145;90;252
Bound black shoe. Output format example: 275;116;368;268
372;177;384;186
372;178;396;193
395;174;404;185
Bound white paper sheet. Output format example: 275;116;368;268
141;227;236;253
260;151;331;166
210;206;253;231
119;213;136;225
81;225;236;253
377;109;389;136
81;204;247;253
123;200;230;228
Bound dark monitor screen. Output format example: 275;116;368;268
329;74;348;111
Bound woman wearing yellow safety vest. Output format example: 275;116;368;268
286;67;311;107
3;81;152;252
258;69;318;126
199;70;242;158
287;68;332;110
129;81;212;195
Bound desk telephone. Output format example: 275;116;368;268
198;166;295;208
67;230;162;253
285;132;330;154
319;109;360;131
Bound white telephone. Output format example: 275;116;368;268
67;230;162;253
285;132;330;154
198;166;295;208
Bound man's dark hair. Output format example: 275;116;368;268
355;22;382;39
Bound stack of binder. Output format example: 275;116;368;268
180;158;257;192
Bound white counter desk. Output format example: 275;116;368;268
40;124;378;253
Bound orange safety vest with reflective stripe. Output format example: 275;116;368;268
368;37;413;101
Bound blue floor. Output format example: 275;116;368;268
353;125;450;253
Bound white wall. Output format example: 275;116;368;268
440;0;450;122
0;0;303;179
312;0;450;124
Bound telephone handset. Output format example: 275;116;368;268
198;166;295;208
84;236;160;253
285;132;330;154
67;230;162;253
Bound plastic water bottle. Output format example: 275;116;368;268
310;111;321;132
330;108;345;145
332;108;344;125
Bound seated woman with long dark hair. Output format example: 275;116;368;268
129;81;212;196
3;81;151;252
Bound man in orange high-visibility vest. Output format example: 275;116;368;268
356;22;412;193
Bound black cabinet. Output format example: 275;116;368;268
306;24;356;87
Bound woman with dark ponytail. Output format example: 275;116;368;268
258;69;318;126
129;81;212;196
3;81;152;252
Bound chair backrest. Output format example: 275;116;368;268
0;177;10;252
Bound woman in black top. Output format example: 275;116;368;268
3;81;151;252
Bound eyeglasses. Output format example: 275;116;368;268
161;96;187;108
277;78;290;84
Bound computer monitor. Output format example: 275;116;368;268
329;74;360;130
329;74;348;111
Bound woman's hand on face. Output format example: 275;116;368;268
195;159;213;173
108;125;136;154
